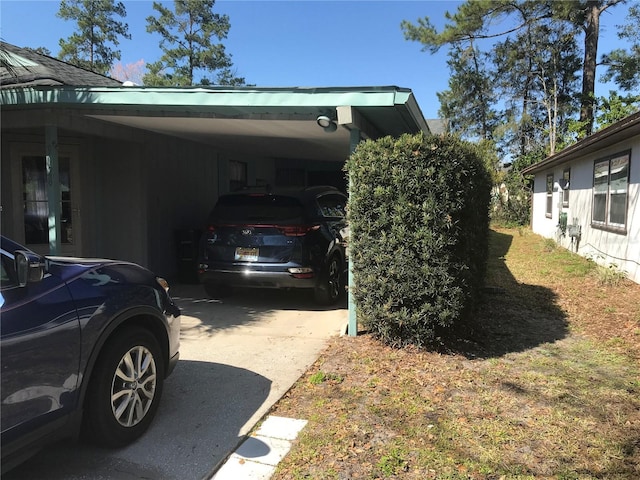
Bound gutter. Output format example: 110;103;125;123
523;110;640;175
394;89;430;135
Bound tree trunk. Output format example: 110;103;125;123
580;0;600;137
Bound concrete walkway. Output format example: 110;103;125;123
211;416;307;480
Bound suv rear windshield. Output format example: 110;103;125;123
210;194;305;223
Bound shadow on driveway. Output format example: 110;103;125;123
172;284;347;339
3;361;272;480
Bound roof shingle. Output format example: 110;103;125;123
0;42;121;88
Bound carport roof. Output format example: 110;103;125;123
1;85;432;162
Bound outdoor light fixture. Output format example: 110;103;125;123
316;115;332;128
316;115;337;133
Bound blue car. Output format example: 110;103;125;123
0;236;181;472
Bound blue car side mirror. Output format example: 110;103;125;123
15;250;45;287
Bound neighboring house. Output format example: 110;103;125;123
1;42;432;279
523;111;640;284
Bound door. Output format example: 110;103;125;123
0;245;81;449
11;144;81;257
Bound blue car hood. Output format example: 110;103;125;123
45;257;155;286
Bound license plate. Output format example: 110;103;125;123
235;247;259;262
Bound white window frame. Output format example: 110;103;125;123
591;151;630;234
562;168;570;207
545;174;554;218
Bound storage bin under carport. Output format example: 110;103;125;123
175;229;202;284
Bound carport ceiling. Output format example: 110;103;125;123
2;85;431;163
88;114;353;163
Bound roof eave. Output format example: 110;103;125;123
522;110;640;175
0;85;413;108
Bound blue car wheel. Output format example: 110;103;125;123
83;326;165;447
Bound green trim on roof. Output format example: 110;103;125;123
0;85;414;109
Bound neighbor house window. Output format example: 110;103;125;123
546;174;553;218
229;161;247;191
562;168;570;207
592;151;630;233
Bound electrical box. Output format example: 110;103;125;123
568;224;581;238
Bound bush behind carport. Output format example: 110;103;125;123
345;133;491;347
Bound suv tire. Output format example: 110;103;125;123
314;255;342;305
83;326;165;447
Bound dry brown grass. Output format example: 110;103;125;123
269;227;640;480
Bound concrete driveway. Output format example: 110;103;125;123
4;284;347;480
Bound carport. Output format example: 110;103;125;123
0;86;429;260
1;45;434;335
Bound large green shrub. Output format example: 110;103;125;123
346;133;491;347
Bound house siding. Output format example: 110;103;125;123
530;135;640;284
0;120;226;278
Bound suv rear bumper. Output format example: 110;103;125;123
198;267;317;290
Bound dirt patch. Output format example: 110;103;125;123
269;228;640;479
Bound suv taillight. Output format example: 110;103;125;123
279;225;320;237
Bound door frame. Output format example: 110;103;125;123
9;142;81;256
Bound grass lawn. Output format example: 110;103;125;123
269;227;640;480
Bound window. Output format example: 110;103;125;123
592;151;630;233
229;161;247;192
22;156;73;244
546;174;554;218
212;195;304;223
562;168;570;207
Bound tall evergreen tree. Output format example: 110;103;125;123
144;0;244;86
402;0;628;145
437;43;498;141
596;91;640;128
600;3;640;92
494;19;581;155
57;0;130;75
551;0;627;136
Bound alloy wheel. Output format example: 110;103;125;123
110;345;157;427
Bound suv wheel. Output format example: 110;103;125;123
83;326;165;447
314;256;342;305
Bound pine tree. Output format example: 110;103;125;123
402;0;628;143
57;0;130;75
551;0;627;136
600;3;640;92
144;0;244;86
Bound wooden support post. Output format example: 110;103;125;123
45;125;61;255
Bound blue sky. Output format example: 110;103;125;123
0;0;634;119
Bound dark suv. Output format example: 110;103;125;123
198;185;348;304
0;236;180;472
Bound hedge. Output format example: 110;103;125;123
345;133;491;347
